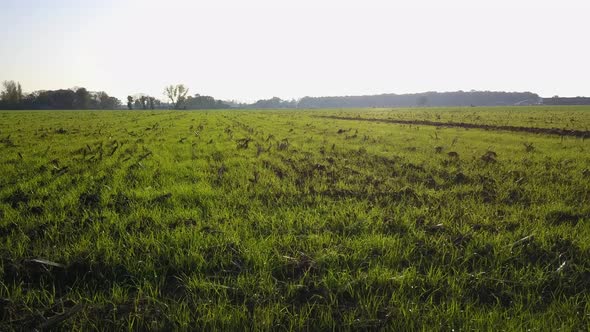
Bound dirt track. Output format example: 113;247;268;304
317;116;590;138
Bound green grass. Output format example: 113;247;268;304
0;107;589;330
333;106;590;130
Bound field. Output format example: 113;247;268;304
1;107;589;330
335;106;590;130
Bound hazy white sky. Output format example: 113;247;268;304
0;0;588;102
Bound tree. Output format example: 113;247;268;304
106;96;122;109
127;96;134;110
164;84;189;109
34;89;76;109
74;88;91;109
94;91;120;109
148;97;155;109
1;81;23;105
248;97;296;109
139;95;148;110
184;94;230;109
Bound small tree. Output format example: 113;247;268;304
1;81;23;105
139;95;148;110
96;91;120;109
74;88;91;109
127;96;134;110
164;84;189;109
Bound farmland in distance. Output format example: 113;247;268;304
1;107;589;330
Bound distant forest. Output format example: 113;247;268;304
297;91;541;108
1;80;589;110
0;81;229;110
0;82;122;110
244;91;542;109
542;96;590;106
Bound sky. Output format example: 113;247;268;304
0;0;589;102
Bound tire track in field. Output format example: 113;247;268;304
316;115;590;138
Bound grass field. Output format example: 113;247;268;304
334;106;590;131
1;107;589;330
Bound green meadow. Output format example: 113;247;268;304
1;107;589;330
340;106;590;130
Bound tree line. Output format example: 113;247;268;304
127;84;230;110
0;81;229;110
0;81;120;110
227;97;298;109
229;91;543;109
161;84;229;110
127;95;162;110
542;96;590;106
295;91;542;108
3;80;587;110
